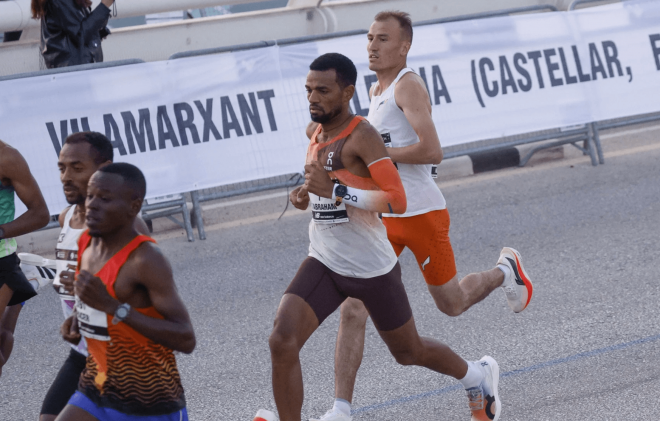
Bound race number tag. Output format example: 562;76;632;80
75;297;110;341
431;165;438;179
310;193;349;224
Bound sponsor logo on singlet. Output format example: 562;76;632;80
381;133;392;147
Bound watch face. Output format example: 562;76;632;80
336;185;348;196
117;307;128;318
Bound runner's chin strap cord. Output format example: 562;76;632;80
278;172;304;221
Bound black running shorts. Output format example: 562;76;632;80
40;349;87;416
285;257;412;331
0;253;37;306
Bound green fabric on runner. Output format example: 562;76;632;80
0;185;17;258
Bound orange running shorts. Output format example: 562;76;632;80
382;209;457;286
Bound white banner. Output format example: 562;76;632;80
1;0;659;215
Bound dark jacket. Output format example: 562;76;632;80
40;0;111;69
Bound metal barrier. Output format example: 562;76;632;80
16;59;196;241
444;124;600;167
23;1;658;241
0;59;145;82
170;4;568;239
569;0;618;10
141;195;195;242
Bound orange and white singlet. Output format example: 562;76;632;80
367;67;447;217
75;232;186;416
306;116;398;278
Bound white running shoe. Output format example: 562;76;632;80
253;409;278;421
309;408;352;421
18;252;57;292
466;356;501;421
497;247;533;313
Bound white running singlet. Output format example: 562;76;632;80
306;117;398;279
53;205;87;356
367;67;447;218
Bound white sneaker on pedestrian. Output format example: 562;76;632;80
466;356;501;421
309;408;352;421
18;252;57;292
497;247;533;313
253;409;278;421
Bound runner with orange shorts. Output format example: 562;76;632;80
311;12;534;421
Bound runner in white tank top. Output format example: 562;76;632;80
53;205;88;356
313;13;536;421
368;67;446;218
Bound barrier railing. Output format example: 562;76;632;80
171;4;587;240
10;1;658;242
569;0;617;10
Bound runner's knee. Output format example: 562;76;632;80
340;299;369;326
268;323;301;361
390;346;419;366
434;299;465;317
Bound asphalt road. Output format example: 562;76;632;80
1;126;659;420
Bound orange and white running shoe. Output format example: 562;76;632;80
466;356;501;421
497;247;533;313
253;409;277;421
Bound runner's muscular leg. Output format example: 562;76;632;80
377;316;467;380
0;284;13;375
0;304;22;372
334;297;369;403
54;404;99;421
269;293;321;421
428;268;504;317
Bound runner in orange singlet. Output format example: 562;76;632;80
56;163;195;421
258;53;499;421
312;12;534;421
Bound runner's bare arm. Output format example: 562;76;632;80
75;243;196;353
388;74;443;165
304;123;406;214
0;146;50;237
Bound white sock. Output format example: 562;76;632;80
333;398;351;416
459;360;484;389
497;264;511;286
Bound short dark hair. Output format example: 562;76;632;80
98;163;146;201
374;10;413;43
309;53;358;89
64;132;113;165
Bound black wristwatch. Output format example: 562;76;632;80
334;184;348;206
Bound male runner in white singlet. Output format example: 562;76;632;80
312;12;534;421
260;53;501;421
40;132;148;421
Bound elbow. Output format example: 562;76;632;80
176;329;196;354
390;195;407;215
431;148;444;165
36;207;50;229
180;333;196;354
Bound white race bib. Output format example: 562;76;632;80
75;297;110;341
310;193;349;224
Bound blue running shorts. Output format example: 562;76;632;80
68;391;188;421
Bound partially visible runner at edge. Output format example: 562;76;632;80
255;53;502;421
0;139;50;378
40;132;149;421
55;162;195;421
311;12;534;421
